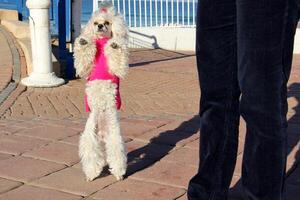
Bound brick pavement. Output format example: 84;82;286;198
0;49;198;120
0;27;13;92
0;29;299;199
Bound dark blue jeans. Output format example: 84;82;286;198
188;0;300;199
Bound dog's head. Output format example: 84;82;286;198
83;1;128;40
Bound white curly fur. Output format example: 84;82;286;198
73;3;129;79
79;80;127;181
76;2;129;182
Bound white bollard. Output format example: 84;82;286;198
21;0;64;87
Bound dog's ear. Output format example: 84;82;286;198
111;13;128;40
81;12;99;39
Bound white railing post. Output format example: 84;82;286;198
193;0;195;26
160;0;163;25
134;0;137;27
139;0;142;26
123;0;126;20
128;0;131;27
150;0;152;26
155;0;158;26
117;0;120;13
171;0;174;25
124;0;197;28
165;0;168;25
22;0;64;87
177;0;179;26
187;0;190;26
144;0;147;26
182;0;184;25
93;0;98;12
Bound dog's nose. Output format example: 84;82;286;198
98;24;104;30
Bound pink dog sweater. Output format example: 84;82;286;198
85;37;121;112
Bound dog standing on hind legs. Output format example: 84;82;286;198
73;2;129;181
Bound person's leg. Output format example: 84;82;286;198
187;0;240;199
237;1;300;199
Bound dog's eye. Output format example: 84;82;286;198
93;22;99;25
104;21;110;26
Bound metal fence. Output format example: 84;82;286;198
93;0;198;27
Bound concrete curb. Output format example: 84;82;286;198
0;26;27;117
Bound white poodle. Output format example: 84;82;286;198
74;1;129;181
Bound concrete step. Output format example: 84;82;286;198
1;20;30;39
18;38;61;76
0;9;18;22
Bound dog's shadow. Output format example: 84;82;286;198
125;115;200;177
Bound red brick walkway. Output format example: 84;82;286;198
0;29;299;199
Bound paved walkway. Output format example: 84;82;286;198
0;26;299;200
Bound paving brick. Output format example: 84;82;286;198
126;158;157;176
126;140;172;161
121;120;158;138
15;125;80;141
11;120;46;129
0;130;9;136
233;154;243;176
237;138;245;155
0;134;49;155
0;152;13;161
154;117;200;134
59;134;80;146
0;125;23;134
0;178;22;194
41;119;86;131
183;138;199;150
132;161;197;189
0;185;82;200
160;147;199;167
92;179;185;200
0;156;66;182
122;117;171;129
31;167;117;196
136;127;199;147
23;142;80;166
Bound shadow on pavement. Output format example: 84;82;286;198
126;115;200;177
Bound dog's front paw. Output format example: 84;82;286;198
111;42;120;49
79;38;88;45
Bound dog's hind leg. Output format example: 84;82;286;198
104;107;127;181
79;111;106;181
